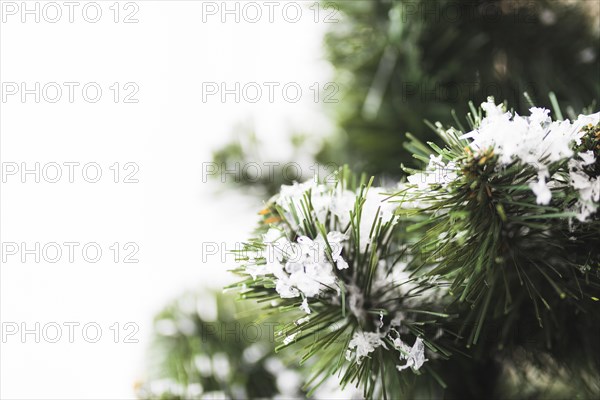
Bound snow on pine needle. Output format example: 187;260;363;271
398;98;600;348
228;169;451;397
460;99;599;219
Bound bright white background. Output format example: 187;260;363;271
0;1;336;398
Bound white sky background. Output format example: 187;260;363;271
0;1;336;398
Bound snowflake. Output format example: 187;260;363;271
300;298;311;314
529;170;552;205
345;331;385;365
394;337;428;372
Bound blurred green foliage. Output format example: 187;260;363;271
317;0;600;175
213;0;600;187
137;291;304;399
